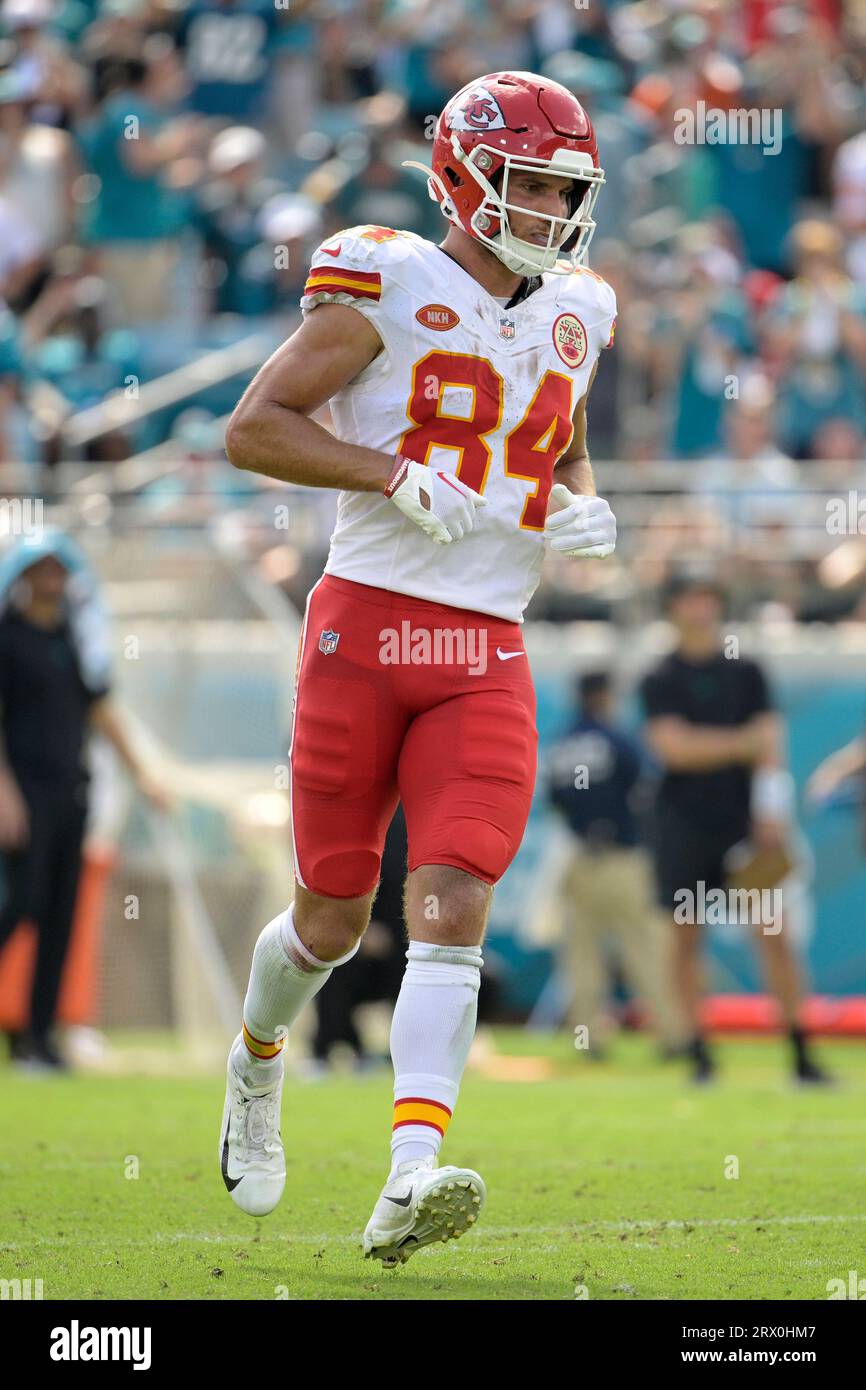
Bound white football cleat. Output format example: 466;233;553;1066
363;1157;486;1266
219;1038;286;1216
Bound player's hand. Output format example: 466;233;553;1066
0;770;29;850
385;454;487;544
543;483;616;558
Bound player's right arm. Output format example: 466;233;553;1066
225;295;486;543
225;303;394;491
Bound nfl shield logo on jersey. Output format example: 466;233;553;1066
318;628;340;655
499;316;515;340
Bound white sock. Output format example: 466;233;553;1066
233;904;359;1090
389;941;482;1175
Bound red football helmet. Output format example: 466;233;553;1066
403;70;604;276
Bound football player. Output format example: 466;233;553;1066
219;70;618;1266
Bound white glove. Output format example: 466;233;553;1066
543;482;616;558
384;454;487;544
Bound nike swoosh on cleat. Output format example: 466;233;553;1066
321;244;342;257
384;1193;413;1207
221;1134;242;1192
496;648;524;661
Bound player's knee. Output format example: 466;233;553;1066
294;879;375;959
407;862;492;944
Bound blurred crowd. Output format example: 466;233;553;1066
1;0;866;620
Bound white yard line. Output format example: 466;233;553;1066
2;1212;865;1252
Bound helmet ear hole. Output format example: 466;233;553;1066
444;165;464;189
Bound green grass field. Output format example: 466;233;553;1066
2;1031;864;1301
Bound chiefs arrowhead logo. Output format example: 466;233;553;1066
552;312;588;368
449;85;506;133
416;303;460;331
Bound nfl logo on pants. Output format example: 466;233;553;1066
319;628;340;655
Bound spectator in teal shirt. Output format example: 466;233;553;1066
76;39;207;324
175;0;281;121
650;229;755;459
765;220;866;458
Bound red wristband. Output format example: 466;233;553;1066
383;453;410;498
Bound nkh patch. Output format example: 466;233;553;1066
416;303;460;331
449;85;507;133
318;629;340;655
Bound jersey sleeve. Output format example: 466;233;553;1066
562;267;617;355
591;273;617;353
299;226;387;328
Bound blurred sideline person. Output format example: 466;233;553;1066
0;531;168;1070
807;736;866;840
640;566;830;1086
546;671;683;1057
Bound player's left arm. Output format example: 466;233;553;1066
552;360;599;496
544;360;616;558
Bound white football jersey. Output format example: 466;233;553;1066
300;224;616;622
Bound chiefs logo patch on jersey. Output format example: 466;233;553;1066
449;85;507;133
552;313;588;368
416;303;460;331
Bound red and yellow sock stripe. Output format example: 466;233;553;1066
392;1096;452;1139
242;1023;284;1061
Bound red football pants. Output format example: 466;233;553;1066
289;575;538;897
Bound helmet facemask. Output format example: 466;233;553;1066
461;142;604;276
